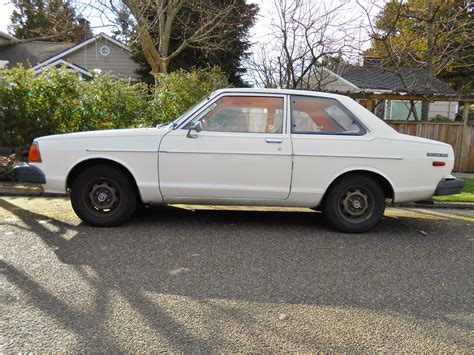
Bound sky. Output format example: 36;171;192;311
1;0;381;39
0;0;381;65
0;0;14;33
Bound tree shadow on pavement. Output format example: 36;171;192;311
1;198;472;351
0;199;215;352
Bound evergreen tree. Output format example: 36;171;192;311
9;0;93;43
115;0;258;87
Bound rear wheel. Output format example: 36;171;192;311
70;165;137;227
323;175;385;233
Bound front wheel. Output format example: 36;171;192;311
70;165;137;227
323;175;385;233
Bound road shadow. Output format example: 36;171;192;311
1;198;473;351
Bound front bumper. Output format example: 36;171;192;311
434;178;464;196
13;164;46;184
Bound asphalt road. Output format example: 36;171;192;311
1;197;473;352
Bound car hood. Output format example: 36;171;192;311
35;127;170;141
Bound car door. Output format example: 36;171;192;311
158;93;292;202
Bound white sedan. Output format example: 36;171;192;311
15;88;464;232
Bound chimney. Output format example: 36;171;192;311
363;57;382;67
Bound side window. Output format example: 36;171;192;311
291;96;365;135
186;96;284;133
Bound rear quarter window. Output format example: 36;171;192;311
291;95;365;135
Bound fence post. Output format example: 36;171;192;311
416;122;422;136
459;101;470;172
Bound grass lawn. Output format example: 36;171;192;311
433;178;474;203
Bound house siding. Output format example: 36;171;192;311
310;70;358;93
64;37;141;79
386;100;457;120
320;73;358;93
428;101;458;120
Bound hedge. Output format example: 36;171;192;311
0;66;228;146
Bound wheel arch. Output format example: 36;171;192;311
66;157;142;201
321;168;395;207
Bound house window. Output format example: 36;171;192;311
99;45;110;56
389;100;422;120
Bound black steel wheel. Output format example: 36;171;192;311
70;165;137;227
323;175;385;233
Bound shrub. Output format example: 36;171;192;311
148;67;229;124
0;66;229;146
74;74;150;131
431;114;451;122
455;104;474;122
0;66;151;146
1;67;81;146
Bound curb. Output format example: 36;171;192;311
0;183;67;197
0;183;42;196
390;201;474;210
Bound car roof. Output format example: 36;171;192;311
211;88;350;100
210;87;399;136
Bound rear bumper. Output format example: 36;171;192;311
13;165;46;184
434;178;464;196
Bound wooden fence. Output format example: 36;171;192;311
387;121;474;172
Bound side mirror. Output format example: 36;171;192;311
194;121;202;132
186;121;202;138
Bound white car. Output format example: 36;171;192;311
15;88;464;232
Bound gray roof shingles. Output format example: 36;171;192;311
339;65;457;95
0;41;75;68
0;31;16;41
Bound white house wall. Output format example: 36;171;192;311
320;74;358;93
310;70;359;93
64;37;141;80
387;100;458;120
428;101;457;120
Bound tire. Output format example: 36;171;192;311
70;165;137;227
323;175;385;233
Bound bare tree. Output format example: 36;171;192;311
358;0;473;120
94;0;240;78
247;0;362;90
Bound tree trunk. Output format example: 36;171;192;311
122;0;164;82
421;0;434;121
421;100;430;121
408;100;419;120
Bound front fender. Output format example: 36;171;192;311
65;153;162;204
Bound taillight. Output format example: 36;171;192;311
28;142;42;162
432;161;445;167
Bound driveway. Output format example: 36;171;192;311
1;197;473;352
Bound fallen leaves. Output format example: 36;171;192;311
0;154;18;182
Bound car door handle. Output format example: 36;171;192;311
265;138;283;144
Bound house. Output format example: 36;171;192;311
0;32;141;80
319;62;459;121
